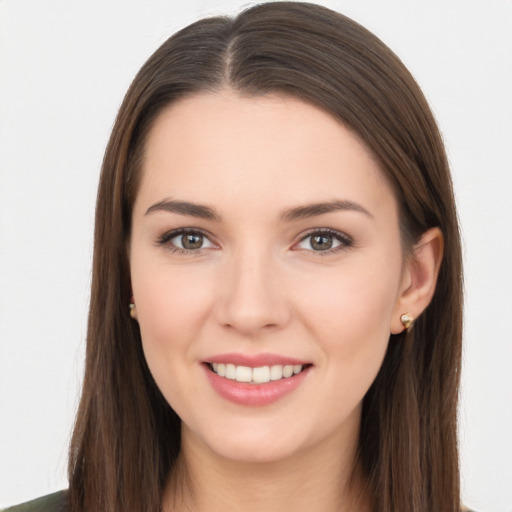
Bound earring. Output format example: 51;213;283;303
129;302;136;319
400;312;414;330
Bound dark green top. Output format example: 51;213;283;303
2;490;478;512
2;491;67;512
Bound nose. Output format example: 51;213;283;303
215;250;292;337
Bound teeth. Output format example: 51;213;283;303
282;365;294;378
270;365;283;380
235;365;252;382
226;364;236;379
252;366;270;383
210;363;304;384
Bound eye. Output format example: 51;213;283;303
295;229;352;253
172;232;213;250
157;229;215;253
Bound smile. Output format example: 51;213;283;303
209;363;305;384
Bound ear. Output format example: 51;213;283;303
391;227;444;334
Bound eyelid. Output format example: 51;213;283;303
156;227;219;253
155;226;353;255
292;228;354;253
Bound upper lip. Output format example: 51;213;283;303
204;352;311;367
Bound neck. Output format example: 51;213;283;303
163;425;371;512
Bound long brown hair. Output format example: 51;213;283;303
68;3;463;511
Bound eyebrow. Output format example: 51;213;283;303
144;198;372;222
145;199;221;221
280;200;373;221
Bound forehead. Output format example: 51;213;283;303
136;90;396;218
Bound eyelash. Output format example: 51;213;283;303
156;228;216;255
155;228;354;255
294;228;354;255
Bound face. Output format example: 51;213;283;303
129;90;407;463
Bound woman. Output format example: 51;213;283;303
4;2;465;511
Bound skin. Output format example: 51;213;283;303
129;90;443;512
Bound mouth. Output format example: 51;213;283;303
206;362;312;384
202;356;312;406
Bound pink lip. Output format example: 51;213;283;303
205;352;309;367
202;361;312;407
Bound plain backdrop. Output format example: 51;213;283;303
1;1;511;510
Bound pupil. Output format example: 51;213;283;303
311;235;332;250
182;234;203;249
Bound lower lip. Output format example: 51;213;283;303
203;364;311;406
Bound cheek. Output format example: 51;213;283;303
130;261;215;396
134;267;214;345
296;254;401;365
132;270;217;435
292;258;401;430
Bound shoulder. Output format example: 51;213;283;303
1;491;68;512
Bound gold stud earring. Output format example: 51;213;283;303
400;312;414;330
129;303;136;319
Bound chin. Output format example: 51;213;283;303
187;419;308;464
210;438;300;464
